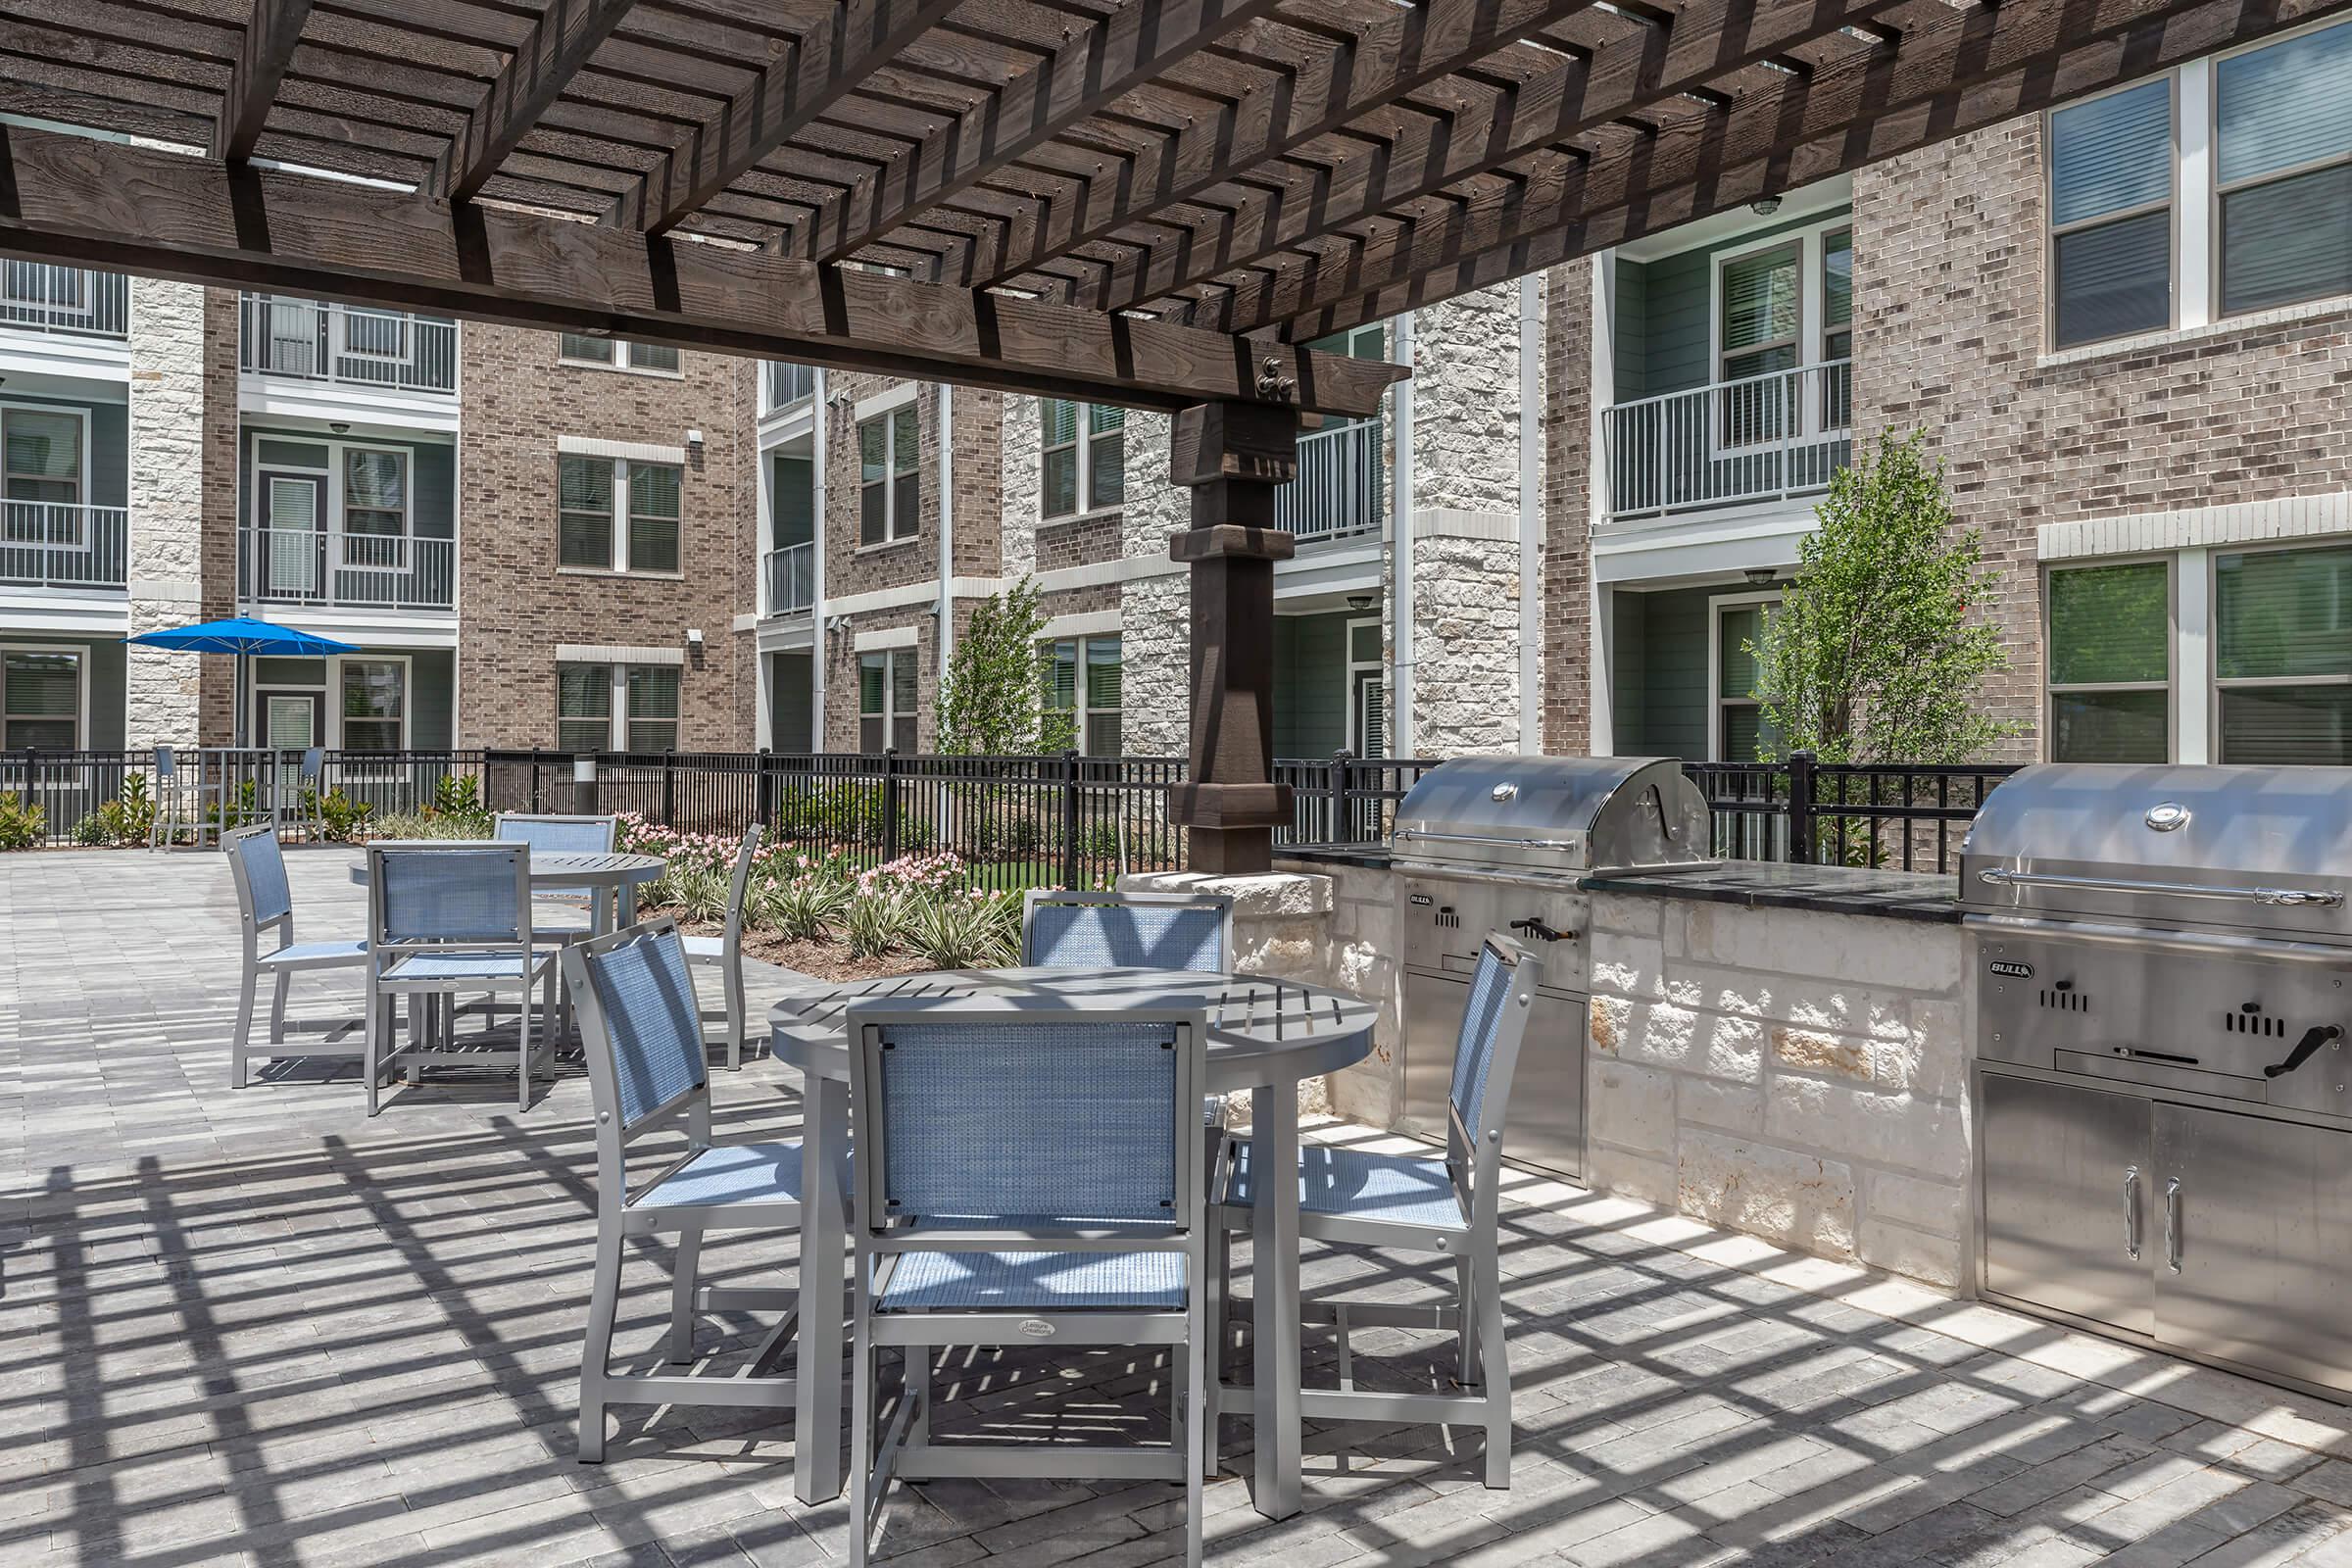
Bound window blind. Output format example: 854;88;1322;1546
2049;563;2169;685
2051;80;2173;227
2216;23;2352;186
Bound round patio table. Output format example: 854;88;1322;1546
349;850;667;935
770;965;1376;1522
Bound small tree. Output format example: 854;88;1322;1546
936;576;1075;756
1750;428;2018;764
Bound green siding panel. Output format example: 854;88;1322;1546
1610;585;1711;760
1274;611;1353;759
408;650;455;749
772;455;813;548
771;651;814;750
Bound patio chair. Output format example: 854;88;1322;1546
1023;888;1235;1139
491;810;620;931
564;919;810;1463
1021;889;1233;972
1207;931;1545;1489
846;996;1209;1568
223;824;367;1088
363;840;556;1115
150;745;220;851
291;746;327;843
680;825;760;1070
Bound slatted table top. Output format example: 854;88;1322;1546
771;966;1377;1091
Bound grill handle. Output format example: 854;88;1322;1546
1977;868;2344;908
2165;1177;2182;1274
1395;829;1581;853
2263;1024;2343;1080
2124;1165;2141;1261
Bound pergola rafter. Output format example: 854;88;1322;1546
216;0;314;164
432;0;637;205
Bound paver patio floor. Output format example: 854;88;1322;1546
8;848;2352;1567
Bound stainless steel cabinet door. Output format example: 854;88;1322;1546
1980;1072;2153;1335
2153;1103;2352;1396
1507;985;1587;1182
1401;970;1467;1143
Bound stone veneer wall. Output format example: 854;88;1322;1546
1586;892;1969;1286
1116;410;1191;759
124;278;214;745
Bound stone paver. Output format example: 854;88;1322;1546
8;847;2352;1565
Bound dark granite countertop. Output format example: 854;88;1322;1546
1275;844;1394;870
1579;862;1962;923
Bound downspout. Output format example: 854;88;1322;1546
1390;314;1415;756
808;368;827;751
1518;274;1543;754
936;383;955;687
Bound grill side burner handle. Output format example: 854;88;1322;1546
2262;1024;2344;1079
1508;917;1569;944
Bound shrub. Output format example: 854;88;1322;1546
427;774;493;835
674;863;732;925
906;890;1021;970
754;875;853;942
306;787;374;844
844;890;914;960
74;772;154;847
0;793;45;851
370;809;494;841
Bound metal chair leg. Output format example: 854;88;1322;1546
579;1226;621;1463
363;987;383;1117
270;971;291;1045
232;964;260;1089
1185;1268;1206;1568
1477;1247;1510;1488
669;1227;703;1364
724;959;745;1071
1455;1251;1476;1383
1203;1221;1227;1480
848;1317;878;1568
516;985;535;1111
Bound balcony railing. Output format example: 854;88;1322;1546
0;503;127;589
766;540;815;614
239;527;455;611
1277;419;1385;543
0;264;128;338
1604;360;1851;520
239;295;459;395
763;361;816;411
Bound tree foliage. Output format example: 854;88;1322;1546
1750;428;2018;764
936;576;1075;755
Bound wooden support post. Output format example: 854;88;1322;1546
1164;401;1298;875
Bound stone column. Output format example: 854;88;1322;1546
1117;408;1190;758
1162;401;1297;874
124;278;213;746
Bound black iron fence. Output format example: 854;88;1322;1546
0;745;1442;890
1686;752;2022;873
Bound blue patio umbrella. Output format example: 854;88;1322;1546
125;617;360;746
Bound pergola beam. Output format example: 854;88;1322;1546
434;0;637;206
0;121;1400;419
1276;0;2342;337
614;0;967;236
1069;0;1916;315
953;0;1601;288
214;0;314;164
799;0;1292;265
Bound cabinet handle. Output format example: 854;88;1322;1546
2165;1176;2182;1274
2124;1165;2141;1260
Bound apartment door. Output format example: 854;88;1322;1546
257;471;327;599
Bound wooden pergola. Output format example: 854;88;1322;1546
0;0;2331;871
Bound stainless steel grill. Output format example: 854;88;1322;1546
1960;763;2352;1397
1390;757;1714;1178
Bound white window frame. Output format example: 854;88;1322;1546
1705;216;1853;455
857;410;921;548
1704;590;1781;761
2205;16;2352;326
858;647;918;753
2208;538;2352;765
0;643;87;749
557;453;684;576
0;401;92;549
1344;616;1385;757
243;652;416;753
246;431;428;578
556;334;683;376
1040;401;1126;520
1044;633;1123;754
2042;555;2178;763
337;445;412;570
555;661;681;752
2042;74;2182;351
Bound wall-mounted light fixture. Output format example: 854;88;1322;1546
1347;592;1379;612
329;421;350;434
1743;566;1778;587
686;427;705;448
686;628;706;649
1749;196;1783;217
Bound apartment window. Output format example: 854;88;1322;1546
1045;635;1122;754
557;334;680;373
340;660;405;751
2215;22;2352;317
859;648;919;752
2048;79;2174;347
2215;544;2352;763
2;407;83;545
1041;402;1125;518
1713;598;1779;761
858;408;920;546
1821;229;1854;429
1718;244;1799;447
557;662;680;752
1;649;79;749
342;449;407;568
2047;561;2172;761
558;454;682;572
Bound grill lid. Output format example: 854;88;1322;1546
1959;763;2352;940
1391;756;1714;877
